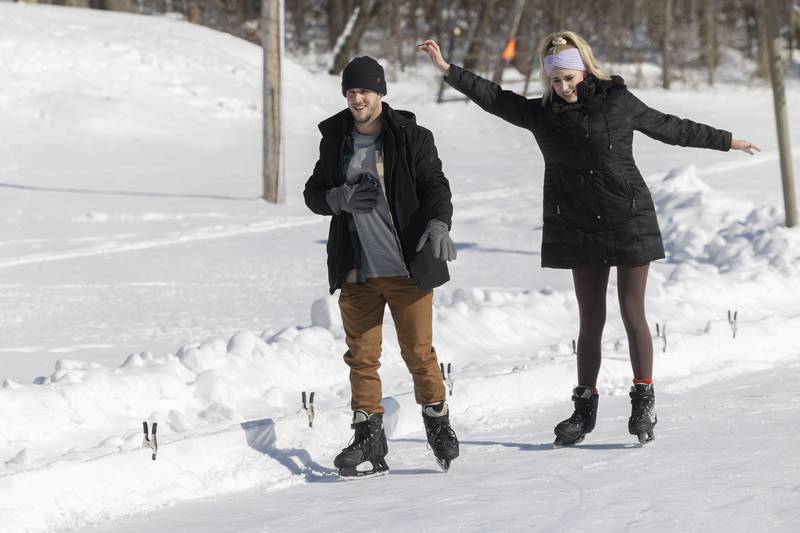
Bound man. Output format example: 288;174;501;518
304;56;459;477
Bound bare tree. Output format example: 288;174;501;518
289;0;307;51
383;0;402;80
424;0;444;52
491;0;527;84
393;0;403;72
661;0;672;89
706;0;718;85
328;0;354;49
410;0;420;66
791;0;800;63
329;0;382;74
463;0;496;71
512;0;537;77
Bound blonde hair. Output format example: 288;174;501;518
539;30;610;103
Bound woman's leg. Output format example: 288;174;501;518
572;266;610;387
617;263;653;380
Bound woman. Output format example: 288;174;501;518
418;32;759;446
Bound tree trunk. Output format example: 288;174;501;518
425;0;443;49
706;0;717;85
383;0;401;80
329;0;381;74
551;0;564;32
791;0;799;64
327;0;353;49
187;1;202;23
393;0;403;72
290;0;307;51
410;0;419;66
382;1;392;79
512;0;535;78
661;0;672;89
463;0;495;72
492;0;527;84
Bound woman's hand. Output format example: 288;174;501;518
731;139;761;155
416;39;450;75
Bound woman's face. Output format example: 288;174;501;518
550;69;586;103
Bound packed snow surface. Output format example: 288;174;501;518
1;4;799;532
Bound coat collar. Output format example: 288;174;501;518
550;75;625;113
318;101;416;137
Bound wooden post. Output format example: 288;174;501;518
263;0;282;203
764;0;797;227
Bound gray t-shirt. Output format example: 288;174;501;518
347;131;408;279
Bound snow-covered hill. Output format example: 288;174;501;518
1;3;799;532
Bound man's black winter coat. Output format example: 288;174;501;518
304;102;453;294
446;65;732;268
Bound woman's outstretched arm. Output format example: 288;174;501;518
417;39;538;131
626;89;759;155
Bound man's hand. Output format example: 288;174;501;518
326;177;379;214
416;219;457;261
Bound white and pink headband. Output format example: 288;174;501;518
544;47;586;76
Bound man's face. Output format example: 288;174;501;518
346;88;382;125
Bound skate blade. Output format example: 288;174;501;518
337;468;389;480
636;431;655;445
436;457;451;472
338;458;390;480
553;434;585;448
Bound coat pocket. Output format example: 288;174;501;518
617;167;634;198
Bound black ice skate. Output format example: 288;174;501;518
629;383;657;445
553;386;599;447
334;410;389;479
422;401;459;472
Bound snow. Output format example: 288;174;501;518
1;3;799;532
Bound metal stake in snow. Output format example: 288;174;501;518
301;391;315;427
728;310;738;339
655;323;668;353
440;362;454;396
142;421;158;461
763;0;797;227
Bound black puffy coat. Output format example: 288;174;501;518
304;102;453;294
446;65;732;268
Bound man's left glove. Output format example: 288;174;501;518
415;219;457;261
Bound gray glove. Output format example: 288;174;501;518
416;219;457;261
325;177;379;214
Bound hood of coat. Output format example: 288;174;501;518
317;101;416;138
550;74;626;113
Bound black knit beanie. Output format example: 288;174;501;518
341;56;387;96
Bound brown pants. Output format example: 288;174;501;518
339;276;446;415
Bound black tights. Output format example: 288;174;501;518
572;264;653;387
